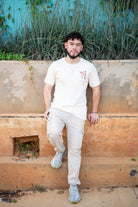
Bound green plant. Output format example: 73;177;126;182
17;142;31;155
0;0;138;60
29;66;33;71
25;59;29;64
131;158;137;161
0;50;25;60
14;139;39;159
30;184;48;192
13;200;17;203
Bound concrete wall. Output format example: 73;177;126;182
0;114;137;157
0;60;138;189
0;60;137;113
0;113;138;189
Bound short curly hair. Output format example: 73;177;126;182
64;31;84;45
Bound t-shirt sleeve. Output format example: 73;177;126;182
44;63;56;86
88;64;100;87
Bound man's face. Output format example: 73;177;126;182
65;38;83;59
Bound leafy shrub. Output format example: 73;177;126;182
0;0;137;60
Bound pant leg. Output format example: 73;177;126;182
66;114;85;185
47;108;66;152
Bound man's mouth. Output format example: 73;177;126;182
71;50;77;54
66;49;81;59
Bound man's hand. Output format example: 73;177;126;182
88;112;99;125
44;109;50;120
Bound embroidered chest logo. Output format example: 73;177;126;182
80;71;87;80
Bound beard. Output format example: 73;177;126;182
66;50;81;59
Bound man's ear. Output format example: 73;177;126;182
81;45;83;51
64;42;67;49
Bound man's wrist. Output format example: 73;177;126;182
45;107;50;111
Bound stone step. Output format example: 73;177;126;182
0;156;138;190
0;114;138;157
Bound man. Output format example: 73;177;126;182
43;31;100;204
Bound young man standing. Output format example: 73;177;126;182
43;32;100;203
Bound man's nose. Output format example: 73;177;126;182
72;44;77;50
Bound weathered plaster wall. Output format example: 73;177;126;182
0;60;138;190
0;61;51;113
0;60;137;113
93;60;138;113
0;114;137;157
0;113;138;189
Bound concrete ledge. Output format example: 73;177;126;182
0;157;138;190
0;113;137;157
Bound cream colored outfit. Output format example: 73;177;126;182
44;57;100;185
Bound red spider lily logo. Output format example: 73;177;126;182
80;71;86;79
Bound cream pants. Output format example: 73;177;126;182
47;108;85;185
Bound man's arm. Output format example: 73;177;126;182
88;85;100;124
43;83;53;120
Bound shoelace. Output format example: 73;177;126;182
55;152;63;160
70;185;78;193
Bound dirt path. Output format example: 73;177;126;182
0;187;138;207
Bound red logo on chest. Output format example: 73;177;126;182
80;71;86;79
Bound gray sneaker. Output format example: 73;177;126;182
69;184;81;204
51;150;66;169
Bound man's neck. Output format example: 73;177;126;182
65;56;81;64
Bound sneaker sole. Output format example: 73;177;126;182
51;162;62;169
69;196;81;204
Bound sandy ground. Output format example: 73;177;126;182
0;187;138;207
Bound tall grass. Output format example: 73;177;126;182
0;0;138;60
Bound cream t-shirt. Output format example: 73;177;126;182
44;57;100;120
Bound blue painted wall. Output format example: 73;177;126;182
0;0;135;39
1;0;31;37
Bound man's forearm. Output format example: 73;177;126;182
43;83;52;110
44;92;51;110
92;85;100;112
